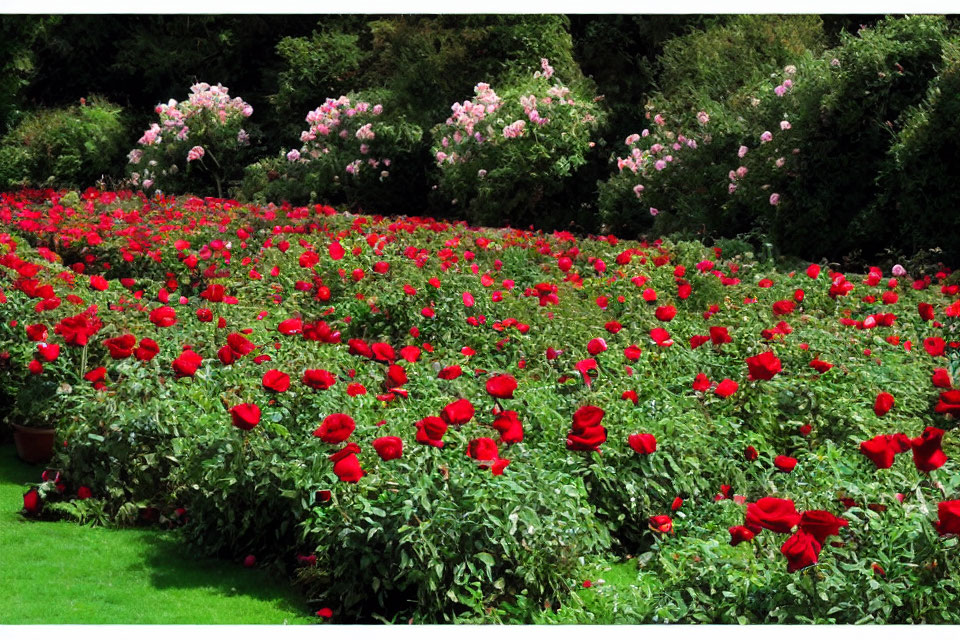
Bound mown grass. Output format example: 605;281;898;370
0;443;312;624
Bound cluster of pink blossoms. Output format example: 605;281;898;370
287;96;390;178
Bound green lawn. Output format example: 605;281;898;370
0;444;312;624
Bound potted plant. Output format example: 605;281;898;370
2;365;67;465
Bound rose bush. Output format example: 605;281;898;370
1;187;958;623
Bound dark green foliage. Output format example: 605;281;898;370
0;97;127;190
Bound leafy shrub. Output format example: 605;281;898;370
0;97;127;190
431;59;605;229
127;82;254;198
600;16;952;264
879;37;960;266
238;93;425;213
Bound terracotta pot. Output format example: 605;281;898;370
13;423;55;464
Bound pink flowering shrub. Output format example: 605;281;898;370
127;82;254;198
239;93;423;211
431;58;605;227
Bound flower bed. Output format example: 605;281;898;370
1;187;958;622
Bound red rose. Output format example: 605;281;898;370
654;305;676;322
77;486;93;500
572;405;604;429
371;342;396;363
780;530;822;573
587;338;608;355
567;405;606;452
924;336;946;357
628;433;657;455
934;500;960;536
935;390;960;416
492;410;524;444
806;264;820;279
714;379;738;398
798;510;849;543
486;374;518;399
171;349;203;378
874;392;895;417
918;302;935;321
623;345;642;361
692;373;711;392
466;437;500;463
302;369;336;390
438;365;462;380
650;327;673;347
745;497;800;533
37;343;60;362
774;455;797;473
649;515;673;533
746;351;782;381
262;369;290;393
772;300;795;316
911;426;948;472
134;338;159;362
26;323;48;342
230;403;261;430
277;318;303;335
314;413;356;444
744;445;758;461
373;436;403;461
415;416;448;447
100;334;134;360
709;326;732;344
860;435;903;469
931;368;953;389
729;525;756;546
23;488;40;514
149;306;177;328
809;359;833;373
441;398;475;425
386;364;408;387
330;444;363;483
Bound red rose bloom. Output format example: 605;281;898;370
23;488;40;514
649;515;673;533
934;500;960;536
628;433;657;455
774;455;797;472
486;374;518;399
438;365;462;380
134;338;159;362
567;405;606;452
655;305;677;322
931;368;952;389
780;530;822;573
277;318;303;335
329;443;363;483
874;392;895;417
911;426;948;472
415;416;448;447
798;510;849;543
373;436;403;461
149;306;177;328
386;364;408;387
314;413;356;444
714;379;739;398
745;497;800;533
935;390;960;416
77;486;93;500
466;437;500;463
230;403;261;430
103;334;136;359
441;398;475;425
729;525;756;546
746;351;782;381
492;410;524;444
302;369;336;390
262;369;290;393
172;349;203;378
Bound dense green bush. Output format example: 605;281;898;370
600;16;953;264
879;37;960;266
0;97;127;190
